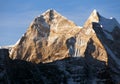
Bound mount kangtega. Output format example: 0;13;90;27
0;9;120;84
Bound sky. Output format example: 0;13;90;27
0;0;120;46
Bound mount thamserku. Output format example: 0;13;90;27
0;9;120;84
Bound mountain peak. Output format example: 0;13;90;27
42;9;55;14
32;9;62;29
34;9;70;24
32;9;77;30
41;9;60;17
84;9;100;28
92;9;98;15
5;9;120;83
90;9;100;20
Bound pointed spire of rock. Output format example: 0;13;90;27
84;9;100;28
40;9;61;18
93;9;97;12
91;9;100;19
92;9;98;15
10;9;80;63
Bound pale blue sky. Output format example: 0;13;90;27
0;0;120;46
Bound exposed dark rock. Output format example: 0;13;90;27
0;49;114;84
1;9;120;84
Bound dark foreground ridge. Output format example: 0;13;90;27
1;9;120;84
0;49;113;84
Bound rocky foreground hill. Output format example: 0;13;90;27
0;9;120;84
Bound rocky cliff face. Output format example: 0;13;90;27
84;9;120;83
10;10;108;64
10;10;81;63
1;9;120;83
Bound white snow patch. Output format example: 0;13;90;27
0;45;13;49
110;17;113;19
15;38;21;45
78;26;83;28
100;25;103;28
99;16;120;32
93;9;97;16
87;9;99;23
14;33;26;46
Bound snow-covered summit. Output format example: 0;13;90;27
92;9;99;17
99;16;120;32
84;9;100;28
32;9;77;30
84;9;120;32
41;9;60;17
